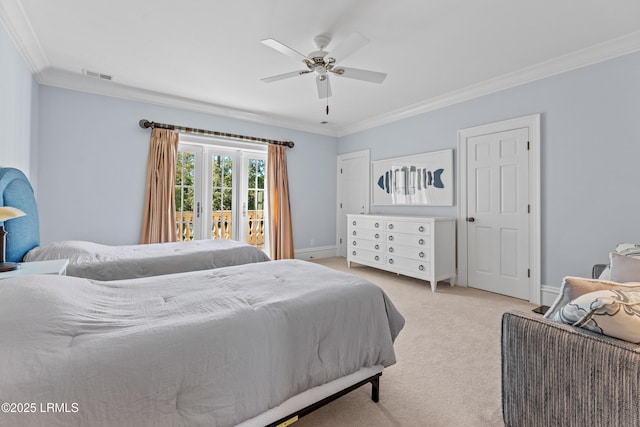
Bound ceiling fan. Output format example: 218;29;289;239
260;33;387;102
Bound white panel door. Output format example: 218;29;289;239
336;151;369;256
467;127;530;299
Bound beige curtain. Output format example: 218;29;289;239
140;128;179;244
267;144;295;259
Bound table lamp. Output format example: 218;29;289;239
0;206;26;272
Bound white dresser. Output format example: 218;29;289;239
347;214;456;292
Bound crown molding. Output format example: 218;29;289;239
336;31;640;137
3;0;640;139
0;0;48;72
36;68;339;138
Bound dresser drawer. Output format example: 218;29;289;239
351;238;385;253
386;232;431;248
385;220;430;235
350;248;385;266
387;243;430;261
386;256;431;276
351;228;385;241
350;217;384;230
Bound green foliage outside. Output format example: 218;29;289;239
175;151;265;214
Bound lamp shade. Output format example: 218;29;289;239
0;206;26;222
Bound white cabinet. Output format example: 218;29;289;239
347;214;456;292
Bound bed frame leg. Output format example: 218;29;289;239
371;375;380;402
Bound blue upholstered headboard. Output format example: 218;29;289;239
0;168;40;262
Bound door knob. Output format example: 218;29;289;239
467;217;475;222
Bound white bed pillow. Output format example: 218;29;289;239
597;243;640;280
544;276;640;320
554;289;640;343
610;252;640;283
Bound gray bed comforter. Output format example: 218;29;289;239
0;259;404;427
24;239;271;280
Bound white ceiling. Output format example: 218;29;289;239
2;0;640;136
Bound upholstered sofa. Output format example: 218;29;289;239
501;308;640;426
502;256;640;426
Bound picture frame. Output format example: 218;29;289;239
371;149;454;206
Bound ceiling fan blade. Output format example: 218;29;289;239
326;32;369;63
316;75;332;99
261;38;308;62
333;66;387;84
261;70;310;83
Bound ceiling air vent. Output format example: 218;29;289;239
82;69;113;81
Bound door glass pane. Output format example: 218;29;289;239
175;151;195;241
211;154;233;240
247;158;265;249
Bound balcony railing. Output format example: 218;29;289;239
176;211;264;248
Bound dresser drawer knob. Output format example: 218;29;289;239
419;265;425;271
375;244;380;250
352;241;357;246
388;235;394;241
389;247;394;253
418;239;425;245
352;251;357;256
419;226;425;232
352;231;357;236
352;220;356;226
388;258;394;265
375;233;380;239
375;222;380;228
388;224;394;230
419;251;425;258
375;255;380;261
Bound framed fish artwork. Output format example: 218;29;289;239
371;149;454;206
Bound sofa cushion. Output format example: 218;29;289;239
554;289;640;343
610;252;640;283
544;276;640;319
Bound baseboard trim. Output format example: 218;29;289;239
295;246;337;260
541;285;560;306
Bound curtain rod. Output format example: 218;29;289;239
138;119;294;148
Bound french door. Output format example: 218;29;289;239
175;142;268;252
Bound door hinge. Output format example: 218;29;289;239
528;269;531;278
527;141;530;150
340;168;343;174
340;202;343;208
339;238;342;244
528;204;530;213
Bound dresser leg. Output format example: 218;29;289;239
430;278;437;292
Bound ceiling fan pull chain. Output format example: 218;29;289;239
326;82;330;115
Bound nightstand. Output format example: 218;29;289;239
0;259;69;279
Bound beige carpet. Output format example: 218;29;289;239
295;257;534;427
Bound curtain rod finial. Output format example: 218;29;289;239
139;119;152;129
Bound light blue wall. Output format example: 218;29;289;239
37;87;338;248
0;21;38;181
339;51;640;287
